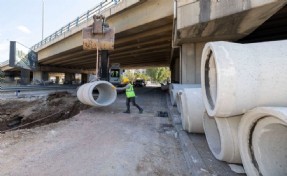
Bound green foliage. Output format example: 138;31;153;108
123;70;136;83
134;72;150;81
146;67;170;83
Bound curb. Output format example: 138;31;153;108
166;94;211;176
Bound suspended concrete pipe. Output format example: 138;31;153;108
201;40;287;117
180;88;205;133
203;114;242;163
239;107;287;176
169;84;201;106
77;81;117;107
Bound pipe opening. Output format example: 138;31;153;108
94;83;115;105
203;115;221;156
253;117;287;176
204;50;217;110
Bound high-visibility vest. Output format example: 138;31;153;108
126;83;136;98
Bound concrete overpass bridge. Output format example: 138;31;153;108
1;0;287;84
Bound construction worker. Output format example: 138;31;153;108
117;78;143;114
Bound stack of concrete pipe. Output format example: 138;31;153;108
77;81;117;107
177;88;205;133
169;83;200;106
201;40;287;175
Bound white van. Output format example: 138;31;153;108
109;63;123;85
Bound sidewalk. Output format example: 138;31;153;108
166;93;245;176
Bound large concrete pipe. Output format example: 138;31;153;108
180;88;205;133
77;81;117;107
203;115;242;163
239;107;287;176
201;40;287;117
169;84;200;105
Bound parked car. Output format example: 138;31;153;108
133;79;146;87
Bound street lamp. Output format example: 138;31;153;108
42;0;44;40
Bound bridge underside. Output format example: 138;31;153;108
38;16;173;70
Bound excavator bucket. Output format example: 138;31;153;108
82;15;115;50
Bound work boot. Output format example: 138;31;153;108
139;108;143;114
123;110;130;113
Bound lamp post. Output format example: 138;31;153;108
42;0;44;40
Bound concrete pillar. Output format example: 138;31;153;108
180;42;206;84
64;73;75;84
81;73;88;84
55;76;60;84
171;57;180;83
4;71;15;82
181;43;196;84
20;69;31;85
33;71;49;81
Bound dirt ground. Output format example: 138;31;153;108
0;91;89;132
0;87;189;176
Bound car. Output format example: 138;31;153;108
133;79;146;87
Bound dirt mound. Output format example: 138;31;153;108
0;91;90;132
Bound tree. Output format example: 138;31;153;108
146;67;170;83
122;70;136;83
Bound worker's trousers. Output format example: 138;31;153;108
126;97;142;111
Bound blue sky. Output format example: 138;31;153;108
0;0;102;62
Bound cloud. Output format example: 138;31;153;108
17;25;31;34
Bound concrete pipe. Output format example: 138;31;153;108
201;40;287;117
239;107;287;176
77;81;117;107
169;84;200;106
203;115;242;163
180;88;205;133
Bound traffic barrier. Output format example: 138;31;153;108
201;40;287;117
77;81;117;107
239;107;287;176
203;115;242;163
180;88;205;133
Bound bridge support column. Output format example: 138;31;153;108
180;43;205;84
20;69;31;85
64;73;75;84
4;71;15;82
33;71;49;81
81;73;88;84
171;58;180;83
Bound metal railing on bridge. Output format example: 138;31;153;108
31;0;120;50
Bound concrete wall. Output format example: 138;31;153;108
175;0;287;44
180;42;205;84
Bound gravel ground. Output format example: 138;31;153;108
0;87;189;176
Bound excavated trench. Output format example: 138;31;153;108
0;92;90;132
